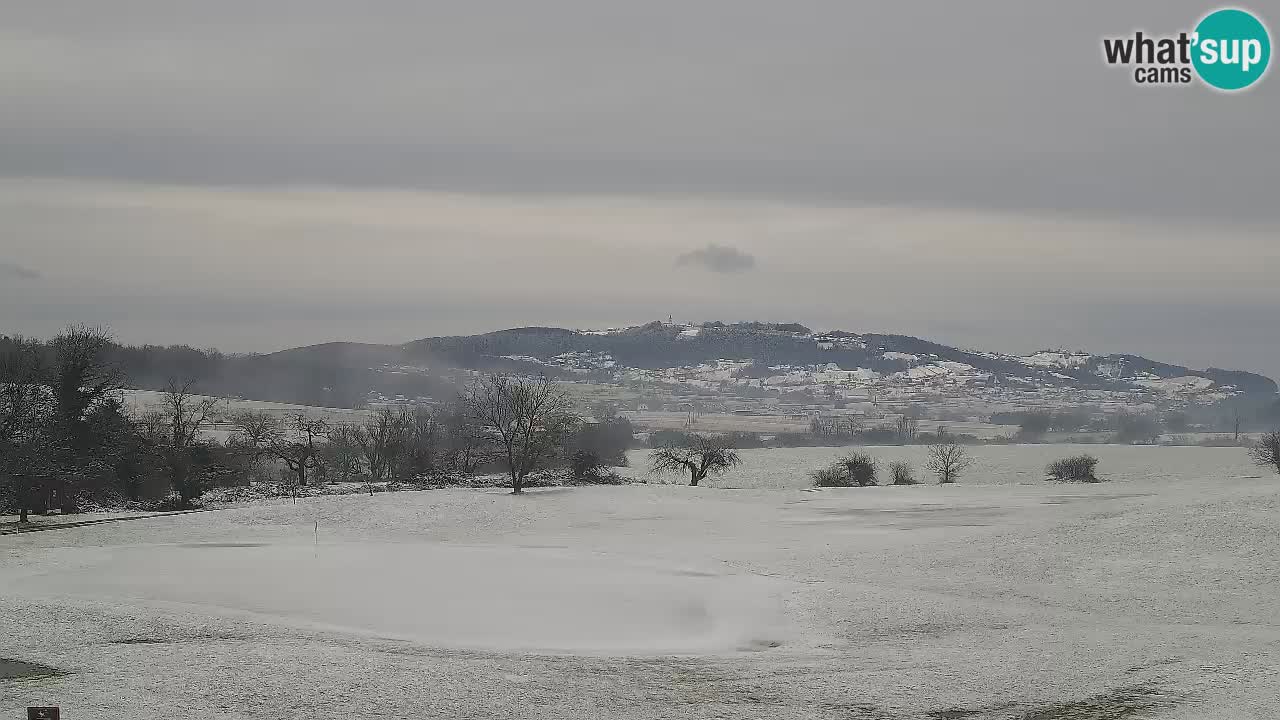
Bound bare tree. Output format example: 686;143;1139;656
323;423;365;484
228;410;279;450
895;407;920;444
441;403;489;475
463;374;580;494
229;411;330;488
1252;430;1280;475
277;414;329;488
158;378;221;507
351;407;407;482
926;433;972;484
889;460;916;485
225;410;279;482
649;434;742;486
397;406;439;480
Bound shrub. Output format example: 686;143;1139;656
812;452;878;487
143;493;200;512
889;461;916;485
810;465;848;487
1252;431;1280;475
1046;454;1102;482
569;449;605;482
567;450;627;485
839;452;878;486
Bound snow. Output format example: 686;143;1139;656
881;351;918;362
3;446;1279;718
813;368;879;384
1132;375;1216;394
13;541;781;656
1022;350;1093;369
500;354;546;365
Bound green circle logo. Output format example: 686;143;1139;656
1192;8;1271;90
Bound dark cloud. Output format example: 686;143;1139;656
0;261;40;279
1;1;1278;381
1;1;1276;221
676;244;756;274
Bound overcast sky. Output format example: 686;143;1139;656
1;1;1277;380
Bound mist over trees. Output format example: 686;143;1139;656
10;319;1274;417
0;335;458;410
4;321;1276;521
2;326;632;518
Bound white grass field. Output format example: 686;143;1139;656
3;446;1278;718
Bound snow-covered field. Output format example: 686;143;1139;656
623;443;1264;488
3;446;1278;718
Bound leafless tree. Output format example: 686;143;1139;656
158;378;221;507
896;407;920;444
397;406;439;480
649;434;742;486
1252;430;1280;475
889;460;916;485
225;410;278;482
463;374;581;494
441;404;490;475
926;434;972;484
135;409;169;443
228;410;278;450
323;423;365;484
352;407;408;482
278;414;329;487
229;411;329;487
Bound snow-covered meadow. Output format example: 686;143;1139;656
3;445;1278;718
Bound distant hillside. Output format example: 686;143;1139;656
391;321;1277;396
9;320;1271;411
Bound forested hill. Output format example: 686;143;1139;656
3;321;1275;409
398;322;1277;396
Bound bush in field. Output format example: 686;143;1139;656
1252;431;1280;475
812;452;878;487
1046;454;1102;482
569;449;605;483
889;461;916;485
810;465;848;487
839;453;878;486
567;449;625;485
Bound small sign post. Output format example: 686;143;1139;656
28;708;60;720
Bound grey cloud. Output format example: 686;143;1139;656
2;1;1278;382
1;1;1277;221
0;261;40;279
676;244;756;274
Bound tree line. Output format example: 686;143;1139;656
2;327;636;521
